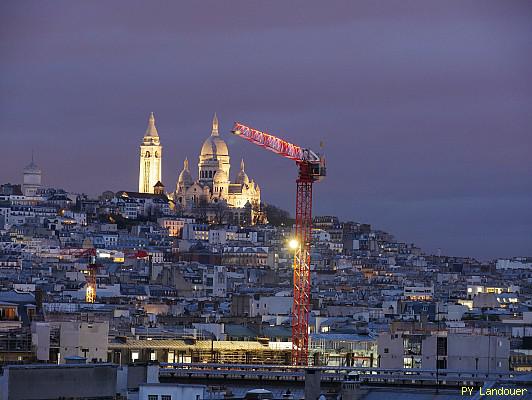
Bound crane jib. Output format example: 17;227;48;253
232;122;321;163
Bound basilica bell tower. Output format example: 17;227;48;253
138;112;162;193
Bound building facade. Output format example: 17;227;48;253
378;329;510;373
174;114;261;218
139;112;162;194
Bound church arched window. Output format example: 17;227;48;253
209;171;213;178
145;151;151;157
155;151;159;158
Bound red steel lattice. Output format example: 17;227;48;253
292;163;314;365
232;122;325;366
232;122;320;163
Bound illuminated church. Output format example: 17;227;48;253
175;114;261;215
138;112;263;224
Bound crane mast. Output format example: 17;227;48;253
80;248;98;303
232;122;326;365
57;248;149;304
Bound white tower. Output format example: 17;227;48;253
138;112;162;193
23;152;42;197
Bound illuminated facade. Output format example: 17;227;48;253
138;112;162;193
174;114;261;213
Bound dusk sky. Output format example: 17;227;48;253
1;1;531;259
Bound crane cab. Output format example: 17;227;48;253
297;158;326;182
311;157;326;181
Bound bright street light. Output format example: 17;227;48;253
288;239;299;250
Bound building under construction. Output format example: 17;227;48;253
109;338;292;365
107;333;379;367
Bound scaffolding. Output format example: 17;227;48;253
109;339;291;365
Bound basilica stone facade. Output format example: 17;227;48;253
174;114;262;222
137;112;264;224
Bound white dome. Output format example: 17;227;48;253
200;136;229;160
200;113;229;161
178;169;193;187
236;170;249;185
235;159;249;184
213;169;228;183
177;158;193;187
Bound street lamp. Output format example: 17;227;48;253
288;239;300;250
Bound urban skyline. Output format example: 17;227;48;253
2;104;530;261
0;2;531;399
1;2;531;259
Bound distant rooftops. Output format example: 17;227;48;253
0;183;23;196
116;190;169;201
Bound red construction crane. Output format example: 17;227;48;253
232;122;326;366
72;248;98;303
56;248;149;303
86;263;98;303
